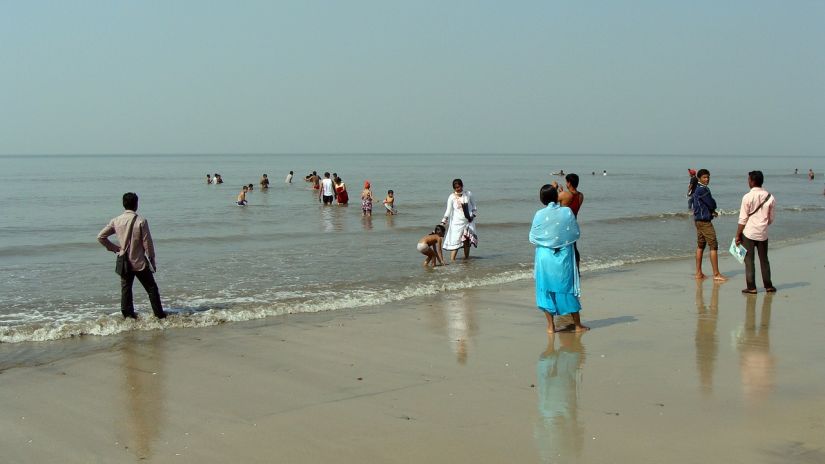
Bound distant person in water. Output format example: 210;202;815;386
529;184;588;333
306;171;319;189
260;174;269;189
809;169;815;181
214;174;223;184
206;174;213;184
285;171;293;184
361;181;373;216
319;172;335;205
794;168;798;175
418;225;446;267
602;170;607;176
686;169;699;210
690;169;726;281
383;190;397;214
237;186;248;206
334;176;349;205
97;192;167;320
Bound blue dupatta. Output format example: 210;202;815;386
529;203;581;297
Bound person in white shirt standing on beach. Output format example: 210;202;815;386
735;170;776;294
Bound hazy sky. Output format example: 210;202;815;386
1;1;823;156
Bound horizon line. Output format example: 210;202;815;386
2;152;822;158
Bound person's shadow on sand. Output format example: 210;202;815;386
553;315;636;332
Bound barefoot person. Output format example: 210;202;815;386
441;178;478;261
97;192;167;320
417;225;446;267
529;184;588;333
690;169;727;281
735;170;776;294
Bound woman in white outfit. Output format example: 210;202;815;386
441;178;478;261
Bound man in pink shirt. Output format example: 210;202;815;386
734;171;776;294
97;192;167;319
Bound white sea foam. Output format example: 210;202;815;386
0;269;538;343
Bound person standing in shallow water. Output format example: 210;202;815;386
441;178;478;261
691;169;727;281
529;185;588;333
97;192;167;320
334;176;349;205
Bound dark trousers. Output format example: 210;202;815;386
121;268;166;318
742;235;772;290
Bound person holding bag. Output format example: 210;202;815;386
735;171;776;294
97;192;167;319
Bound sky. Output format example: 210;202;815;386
1;0;823;156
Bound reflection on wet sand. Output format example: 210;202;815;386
426;292;478;365
119;332;166;460
534;332;586;463
736;294;775;405
695;280;720;396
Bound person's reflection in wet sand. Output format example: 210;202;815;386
534;332;586;463
695;280;720;396
119;332;166;460
736;293;776;405
445;294;477;365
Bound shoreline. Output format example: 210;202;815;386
2;239;824;462
3;230;825;364
2;229;824;352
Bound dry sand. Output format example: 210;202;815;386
2;240;824;463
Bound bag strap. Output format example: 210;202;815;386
746;193;772;219
121;214;138;254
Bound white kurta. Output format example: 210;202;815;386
442;191;478;250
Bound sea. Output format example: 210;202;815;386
1;154;822;347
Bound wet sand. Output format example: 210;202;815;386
2;240;824;463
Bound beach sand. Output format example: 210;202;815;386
2;240;824;463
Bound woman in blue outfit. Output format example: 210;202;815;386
529;185;590;334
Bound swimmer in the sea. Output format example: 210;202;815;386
237;185;248;206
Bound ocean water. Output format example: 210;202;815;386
0;153;822;344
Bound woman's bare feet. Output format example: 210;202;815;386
712;273;728;281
